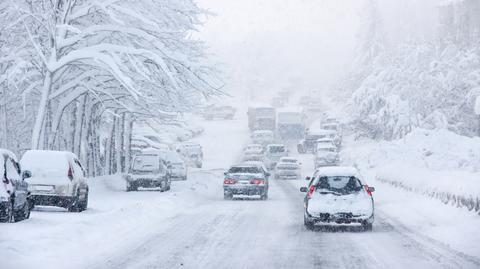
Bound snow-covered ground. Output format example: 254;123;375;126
1;115;480;269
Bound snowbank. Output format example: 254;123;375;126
342;128;480;214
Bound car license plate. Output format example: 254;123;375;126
35;185;54;191
239;180;249;184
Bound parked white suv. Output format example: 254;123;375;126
20;150;89;212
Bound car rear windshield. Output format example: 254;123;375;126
269;146;285;153
229;166;260;174
277;164;298;170
316;176;362;194
132;155;160;172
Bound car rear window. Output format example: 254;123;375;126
228;166;260;174
269;146;285;153
316;176;362;194
132;155;160;172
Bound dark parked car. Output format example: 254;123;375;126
223;162;270;200
0;149;31;222
125;152;171;192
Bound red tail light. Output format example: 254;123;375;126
250;179;265;185
307;185;315;198
67;166;74;180
224;178;236;184
365;185;373;196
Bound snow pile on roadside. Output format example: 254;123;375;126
342;128;480;213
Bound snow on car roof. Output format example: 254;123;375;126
315;166;360;178
246;144;263;147
240;161;265;167
280;157;297;161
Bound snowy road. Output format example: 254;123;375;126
2;116;479;269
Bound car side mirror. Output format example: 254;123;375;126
266;172;271;177
300;187;308;192
224;172;228;176
368;186;375;193
305;176;311;181
22;170;32;180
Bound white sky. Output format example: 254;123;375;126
195;0;362;98
194;0;439;100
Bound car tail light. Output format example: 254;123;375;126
250;179;265;185
67;166;74;180
224;178;236;184
307;185;315;198
365;185;373;196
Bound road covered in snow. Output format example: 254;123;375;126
1;115;480;269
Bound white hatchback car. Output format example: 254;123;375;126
20;150;89;212
300;166;375;231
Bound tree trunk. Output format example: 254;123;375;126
74;94;87;156
124;115;133;173
31;71;52;149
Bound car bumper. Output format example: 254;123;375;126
306;211;374;225
31;194;75;208
276;174;300;180
224;185;267;196
129;178;168;188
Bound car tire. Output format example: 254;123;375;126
196;163;202;168
126;182;137;192
223;192;233;200
304;215;314;230
260;192;268;200
78;190;88;212
362;222;373;231
0;201;14;223
182;176;187;181
160;180;167;192
68;192;81;212
14;200;30;221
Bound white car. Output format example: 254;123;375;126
176;142;203;168
315;138;336;152
274;160;301;180
21;150;89;212
301;166;375;231
314;144;339;168
251;130;275;146
243;144;265;162
165;151;188;181
264;144;288;170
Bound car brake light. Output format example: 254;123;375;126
307;185;315;198
250;179;265;185
224;178;236;184
67;166;74;180
365;185;373;196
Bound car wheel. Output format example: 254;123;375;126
159;181;167;192
68;192;81;212
260;192;268;200
78;190;88;212
304;215;314;230
223;192;233;200
0;201;14;223
126;182;137;192
362;222;373;231
14;201;30;221
182;176;187;181
196;163;202;168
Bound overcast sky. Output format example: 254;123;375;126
195;0;439;100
